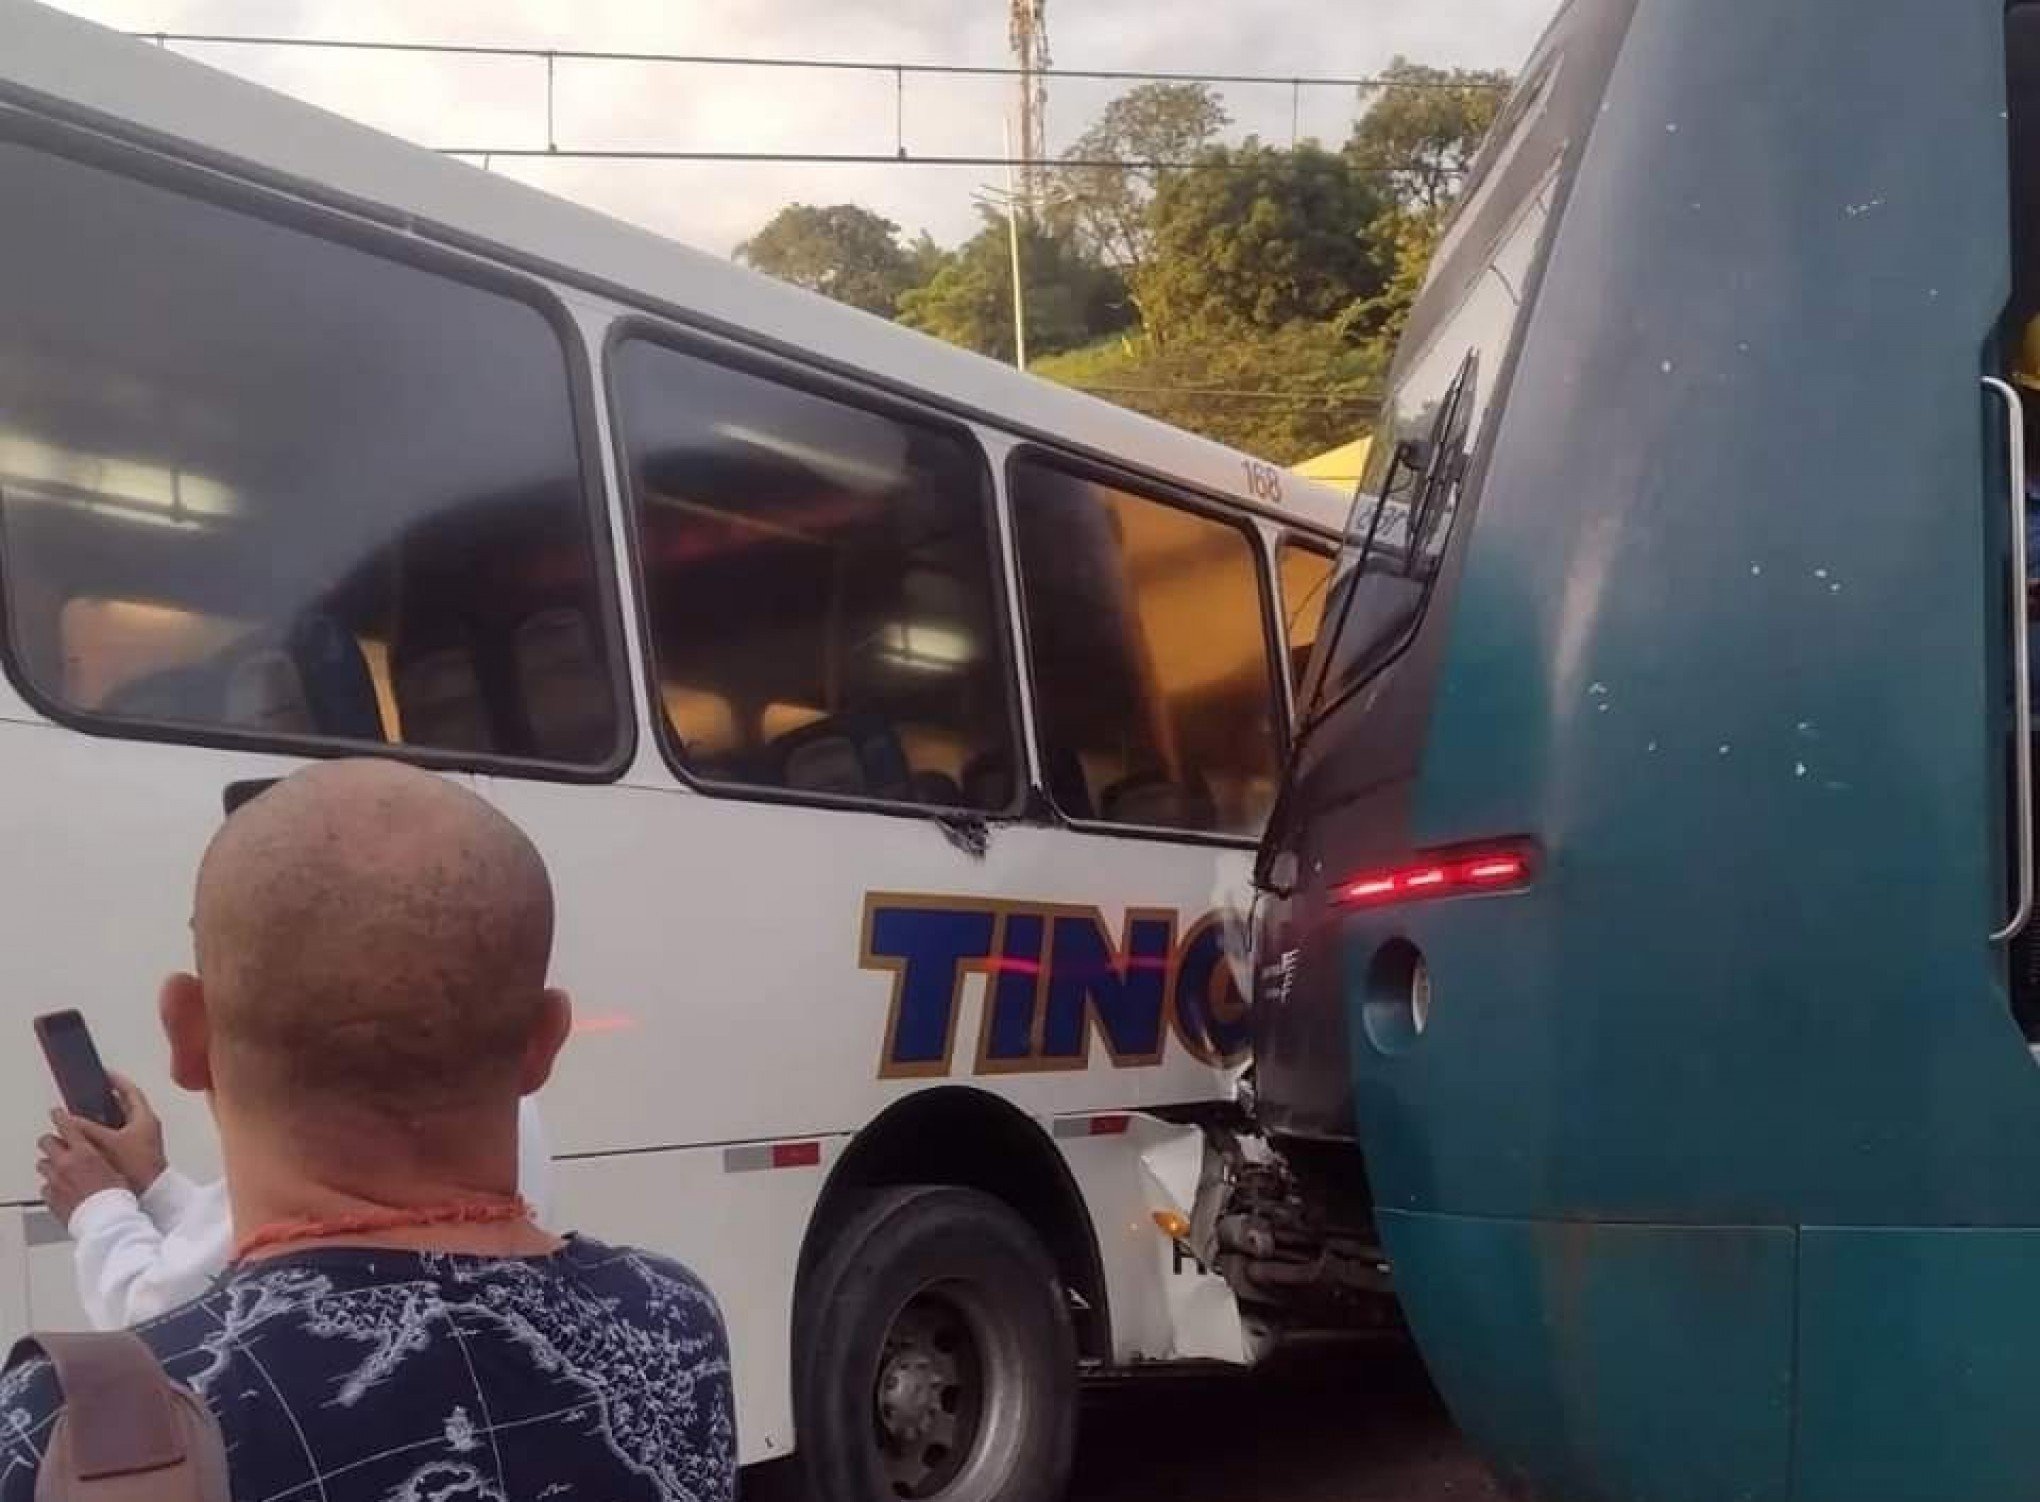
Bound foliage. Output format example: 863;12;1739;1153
1049;81;1231;314
904;230;951;288
730;60;1512;461
1340;62;1514;359
1337;203;1448;361
1138;139;1389;341
1033;324;1384;465
896;209;1130;363
1346;58;1512;214
734;203;919;317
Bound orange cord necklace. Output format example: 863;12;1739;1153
235;1196;533;1262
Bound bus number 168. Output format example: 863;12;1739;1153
1242;459;1284;504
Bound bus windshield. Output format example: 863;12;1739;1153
1291;159;1563;741
1293;362;1477;734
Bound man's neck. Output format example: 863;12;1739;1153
221;1129;556;1264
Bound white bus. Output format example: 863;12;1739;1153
0;6;1354;1499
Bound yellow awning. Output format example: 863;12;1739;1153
1291;436;1372;491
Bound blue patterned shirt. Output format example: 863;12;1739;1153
0;1237;735;1502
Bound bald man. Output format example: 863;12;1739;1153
0;761;735;1502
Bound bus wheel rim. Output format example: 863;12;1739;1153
872;1280;1027;1501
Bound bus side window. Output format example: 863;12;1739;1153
1277;541;1337;694
0;141;621;770
609;338;1019;814
1009;459;1283;838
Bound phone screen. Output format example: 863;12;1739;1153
35;1011;124;1128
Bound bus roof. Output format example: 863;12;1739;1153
0;0;1350;536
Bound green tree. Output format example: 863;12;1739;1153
1051;82;1231;317
904;229;950;287
1337;203;1448;361
897;210;1129;363
733;203;919;317
1034;324;1383;463
1341;61;1512;355
1137;139;1389;340
1345;58;1511;213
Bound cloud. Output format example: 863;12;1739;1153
45;0;1557;256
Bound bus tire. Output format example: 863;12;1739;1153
795;1186;1078;1502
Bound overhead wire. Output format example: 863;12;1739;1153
132;30;1453;412
134;32;1512;93
141;31;1483;176
438;148;1428;172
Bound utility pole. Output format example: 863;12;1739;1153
1008;0;1049;209
998;121;1028;371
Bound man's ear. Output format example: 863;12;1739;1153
158;972;212;1093
519;989;573;1095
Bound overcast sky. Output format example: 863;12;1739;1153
44;0;1558;258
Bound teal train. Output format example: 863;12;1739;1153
1253;0;2040;1497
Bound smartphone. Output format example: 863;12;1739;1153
33;1010;125;1129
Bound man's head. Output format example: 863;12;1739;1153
161;759;570;1181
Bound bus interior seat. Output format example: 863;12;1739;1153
1101;768;1217;831
223;647;314;734
768;714;913;799
909;769;967;807
780;735;867;796
394;643;495;752
286;615;384;740
513;607;614;763
959;746;1095;817
1044;745;1095;820
962;750;1015;811
99;662;227;725
220;616;383;741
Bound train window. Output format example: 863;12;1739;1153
611;338;1018;812
1011;459;1282;837
1278;541;1337;692
0;142;622;769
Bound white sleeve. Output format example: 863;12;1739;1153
517;1097;555;1231
67;1176;233;1330
139;1167;204;1231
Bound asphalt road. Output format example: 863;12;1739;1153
750;1339;1511;1502
1068;1342;1508;1502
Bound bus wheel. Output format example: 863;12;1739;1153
797;1186;1077;1502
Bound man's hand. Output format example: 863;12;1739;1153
68;1073;168;1194
37;1114;123;1227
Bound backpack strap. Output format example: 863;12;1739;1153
5;1333;228;1502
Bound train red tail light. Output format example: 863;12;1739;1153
1335;847;1534;909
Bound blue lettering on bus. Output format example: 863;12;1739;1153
982;910;1047;1063
1039;912;1174;1065
865;904;999;1074
1171;918;1254;1066
861;894;1252;1077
